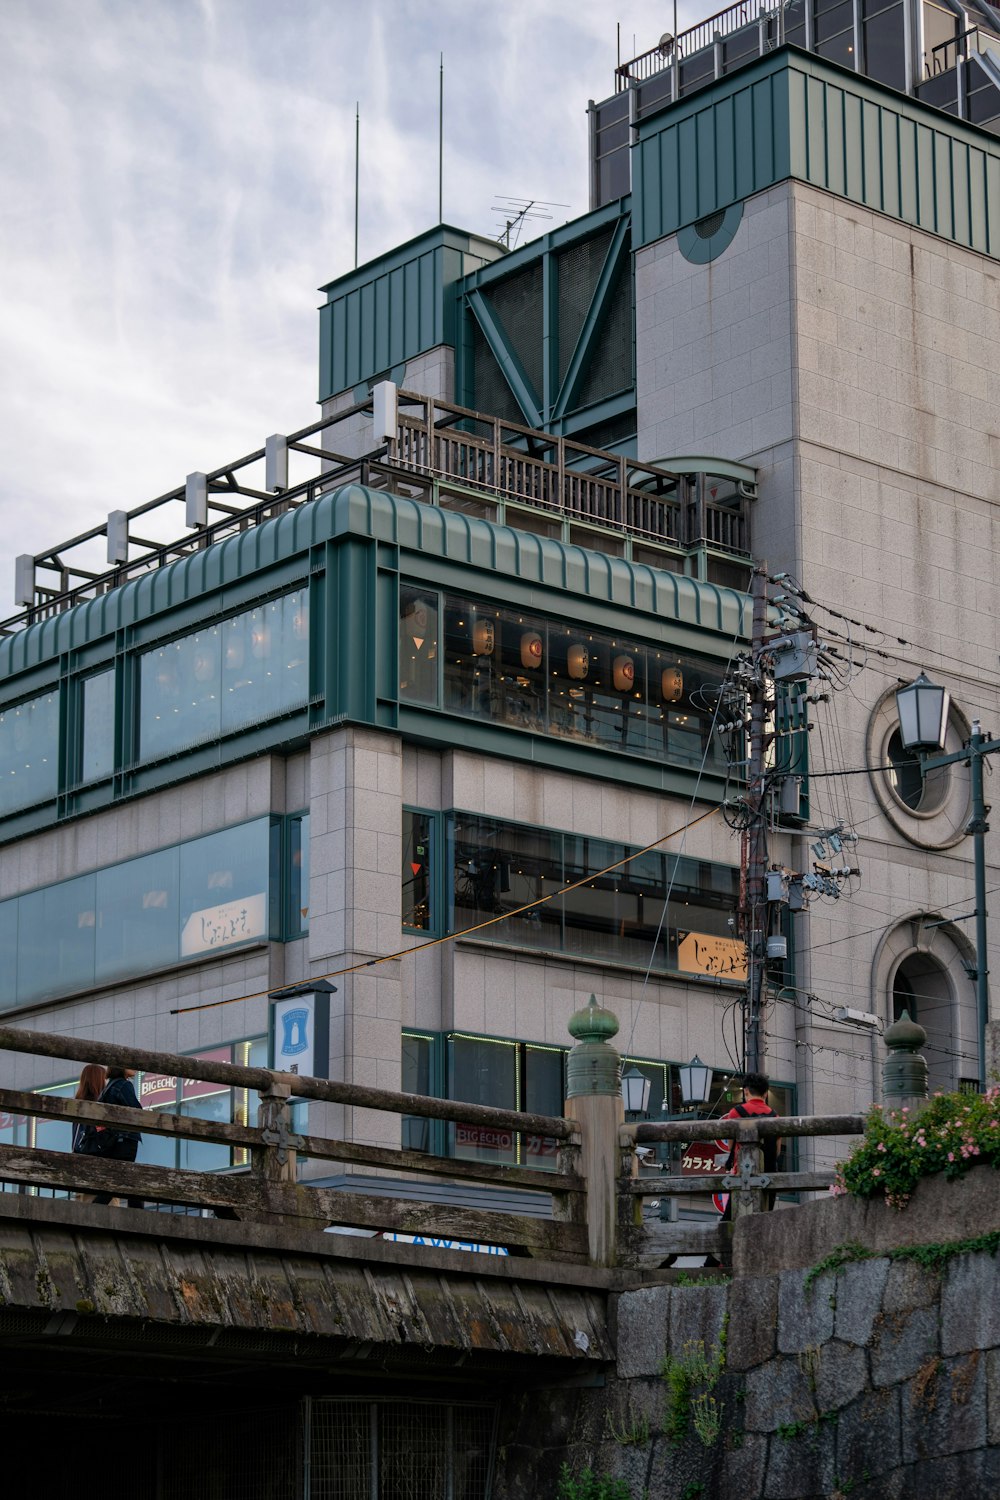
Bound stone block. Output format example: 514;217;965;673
900;1351;987;1461
891;1448;997;1500
941;1250;1000;1354
870;1305;939;1388
987;1348;1000;1445
815;1340;869;1412
614;1287;671;1378
667;1283;728;1363
718;1432;768;1496
833;1257;890;1345
726;1273;777;1371
881;1258;939;1313
762;1410;835;1498
777;1268;835;1353
744;1356;817;1433
834;1386;901;1484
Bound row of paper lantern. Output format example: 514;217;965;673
470;620;683;702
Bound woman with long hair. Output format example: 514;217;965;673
72;1063;106;1154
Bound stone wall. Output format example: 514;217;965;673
492;1168;1000;1500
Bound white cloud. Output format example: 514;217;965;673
0;0;683;617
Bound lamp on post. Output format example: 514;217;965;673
677;1055;713;1113
895;673;998;1089
621;1064;651;1118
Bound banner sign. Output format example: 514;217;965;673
268;988;330;1079
181;892;267;957
677;931;747;980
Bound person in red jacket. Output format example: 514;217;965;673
721;1072;781;1213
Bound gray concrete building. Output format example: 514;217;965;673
2;4;998;1199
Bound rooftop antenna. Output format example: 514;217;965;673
354;102;360;268
491;196;570;249
439;54;444;223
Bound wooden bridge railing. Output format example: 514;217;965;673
0;1026;866;1270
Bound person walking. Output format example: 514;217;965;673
93;1066;144;1209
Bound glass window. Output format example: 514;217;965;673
0;690;59;816
139;591;309;763
813;0;856;68
33;1081;75;1156
402;1031;435;1152
81;669;115;784
402;811;434;931
451;816;563;953
179;819;277;959
429;590;731;774
17;874;98;1005
922;0;958;75
95;846;180;984
287;812;310;938
445;1034;564;1169
862;1;906;90
137;1037;267;1172
0;899;17;1009
399;588;439;706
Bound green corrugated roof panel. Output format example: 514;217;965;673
318;225;505;400
0;487;748;680
634;46;1000;258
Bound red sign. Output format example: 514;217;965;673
139;1047;231;1107
679;1138;732;1216
456;1123;557;1158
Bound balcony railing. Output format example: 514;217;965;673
615;0;783;90
4;390;751;634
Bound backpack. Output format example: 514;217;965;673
725;1103;778;1173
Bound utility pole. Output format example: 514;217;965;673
742;565;770;1073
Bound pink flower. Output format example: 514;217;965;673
947;1152;955;1162
873;1168;881;1177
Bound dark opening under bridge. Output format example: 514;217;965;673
0;1026;863;1498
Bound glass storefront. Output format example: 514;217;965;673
138;1038;268;1172
399;585;731;774
447;812;743;980
0;818;283;1011
139;588;309;763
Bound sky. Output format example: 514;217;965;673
0;0;698;620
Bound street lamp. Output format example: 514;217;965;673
676;1055;713;1112
895;673;996;1089
621;1064;651;1117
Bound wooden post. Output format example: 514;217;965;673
255;1080;296;1186
564;994;624;1267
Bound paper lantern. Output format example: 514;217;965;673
613;654;635;692
567;644;589;680
661;665;684;703
520;631;543;669
473;619;495;656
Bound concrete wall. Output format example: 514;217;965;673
493;1167;1000;1500
633;178;1000;1122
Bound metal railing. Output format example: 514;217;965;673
4;392;751;636
615;1;782;89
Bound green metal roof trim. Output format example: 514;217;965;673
634;46;1000;258
0;486;748;679
319;226;504;401
456;196;631;293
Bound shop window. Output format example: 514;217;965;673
0;689;59;816
404;587;730;775
1;819;280;1012
446;1032;564;1169
286;812;310;938
447;812;742;981
401;1030;438;1153
399;588;439;706
138;589;309;764
138;1036;269;1172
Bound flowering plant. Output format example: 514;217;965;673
833;1086;1000;1210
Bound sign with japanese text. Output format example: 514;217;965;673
139;1047;231;1107
181;892;267;957
268;988;331;1080
677;932;747;980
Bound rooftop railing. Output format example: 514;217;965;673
4;391;750;635
615;0;782;90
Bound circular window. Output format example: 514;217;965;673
867;687;970;849
884;728;949;816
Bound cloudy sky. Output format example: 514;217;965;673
0;0;694;618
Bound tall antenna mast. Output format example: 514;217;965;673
438;54;444;223
354;102;360;268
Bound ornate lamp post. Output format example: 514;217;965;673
676;1054;714;1113
895;673;998;1088
621;1064;652;1118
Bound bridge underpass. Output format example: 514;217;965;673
0;1192;617;1498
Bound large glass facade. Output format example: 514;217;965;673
447;1033;564;1169
399;586;730;773
139;589;309;763
0;690;59;816
0;819;280;1011
447;812;744;980
139;1038;268;1173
